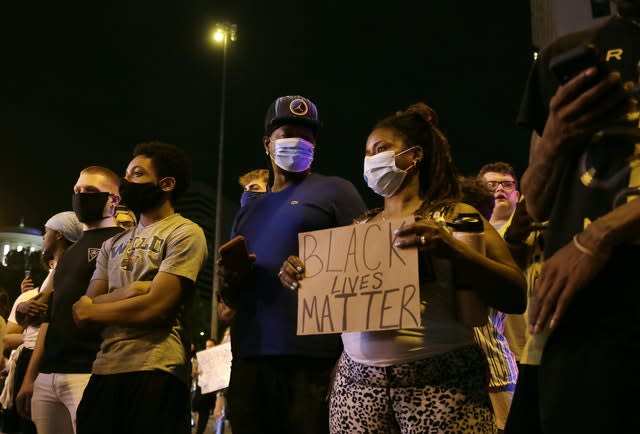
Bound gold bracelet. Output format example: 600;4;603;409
572;234;596;257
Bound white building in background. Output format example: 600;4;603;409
0;220;43;266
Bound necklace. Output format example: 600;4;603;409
380;208;419;222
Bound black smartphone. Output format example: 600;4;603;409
218;235;251;275
549;44;609;84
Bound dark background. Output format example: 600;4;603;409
0;1;534;230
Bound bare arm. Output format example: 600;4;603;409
522;67;633;221
520;131;571;221
581;196;640;252
73;271;191;327
16;322;48;419
391;203;527;314
2;321;24;353
529;192;640;333
88;280;151;304
451;204;527;314
85;279;109;299
16;270;54;327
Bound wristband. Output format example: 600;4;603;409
572;234;597;257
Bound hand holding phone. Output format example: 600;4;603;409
549;44;609;85
218;235;252;276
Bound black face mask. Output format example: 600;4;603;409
119;178;164;214
72;192;110;223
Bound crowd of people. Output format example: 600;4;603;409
0;2;638;433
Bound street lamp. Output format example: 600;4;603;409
210;22;237;340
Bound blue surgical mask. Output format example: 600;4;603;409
240;190;266;207
271;138;314;173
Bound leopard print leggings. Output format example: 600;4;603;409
329;345;496;434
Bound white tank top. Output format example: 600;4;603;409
342;255;475;367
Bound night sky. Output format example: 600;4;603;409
1;1;533;230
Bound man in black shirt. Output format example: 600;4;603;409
16;166;123;434
515;2;639;432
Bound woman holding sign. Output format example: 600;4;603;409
279;102;526;433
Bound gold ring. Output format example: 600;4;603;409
420;235;426;246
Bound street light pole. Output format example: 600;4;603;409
211;23;236;341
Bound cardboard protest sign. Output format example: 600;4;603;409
297;217;420;335
196;342;232;394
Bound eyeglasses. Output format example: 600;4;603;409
485;180;516;192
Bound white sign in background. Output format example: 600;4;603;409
196;342;232;394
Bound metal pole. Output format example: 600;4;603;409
211;33;228;341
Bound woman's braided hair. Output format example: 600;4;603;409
360;102;461;221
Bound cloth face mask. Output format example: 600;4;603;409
72;192;110;223
119;178;164;214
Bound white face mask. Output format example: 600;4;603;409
363;147;416;197
270;137;315;173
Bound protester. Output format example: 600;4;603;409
516;1;639;431
473;162;526;433
238;168;269;208
1;211;82;434
503;199;547;434
281;102;527;433
218;95;367;434
72;141;208;434
16;168;123;434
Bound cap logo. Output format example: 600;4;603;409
289;99;309;117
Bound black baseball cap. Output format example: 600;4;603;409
264;95;321;136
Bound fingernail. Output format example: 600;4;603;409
393;229;399;235
290;282;298;290
296;266;303;272
393;242;401;247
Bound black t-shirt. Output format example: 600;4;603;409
40;226;123;373
518;16;640;136
517;16;640;324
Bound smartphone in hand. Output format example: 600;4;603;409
549;44;609;84
218;235;252;275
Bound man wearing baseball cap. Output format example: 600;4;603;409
218;95;366;434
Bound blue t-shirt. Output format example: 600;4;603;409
229;173;367;359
